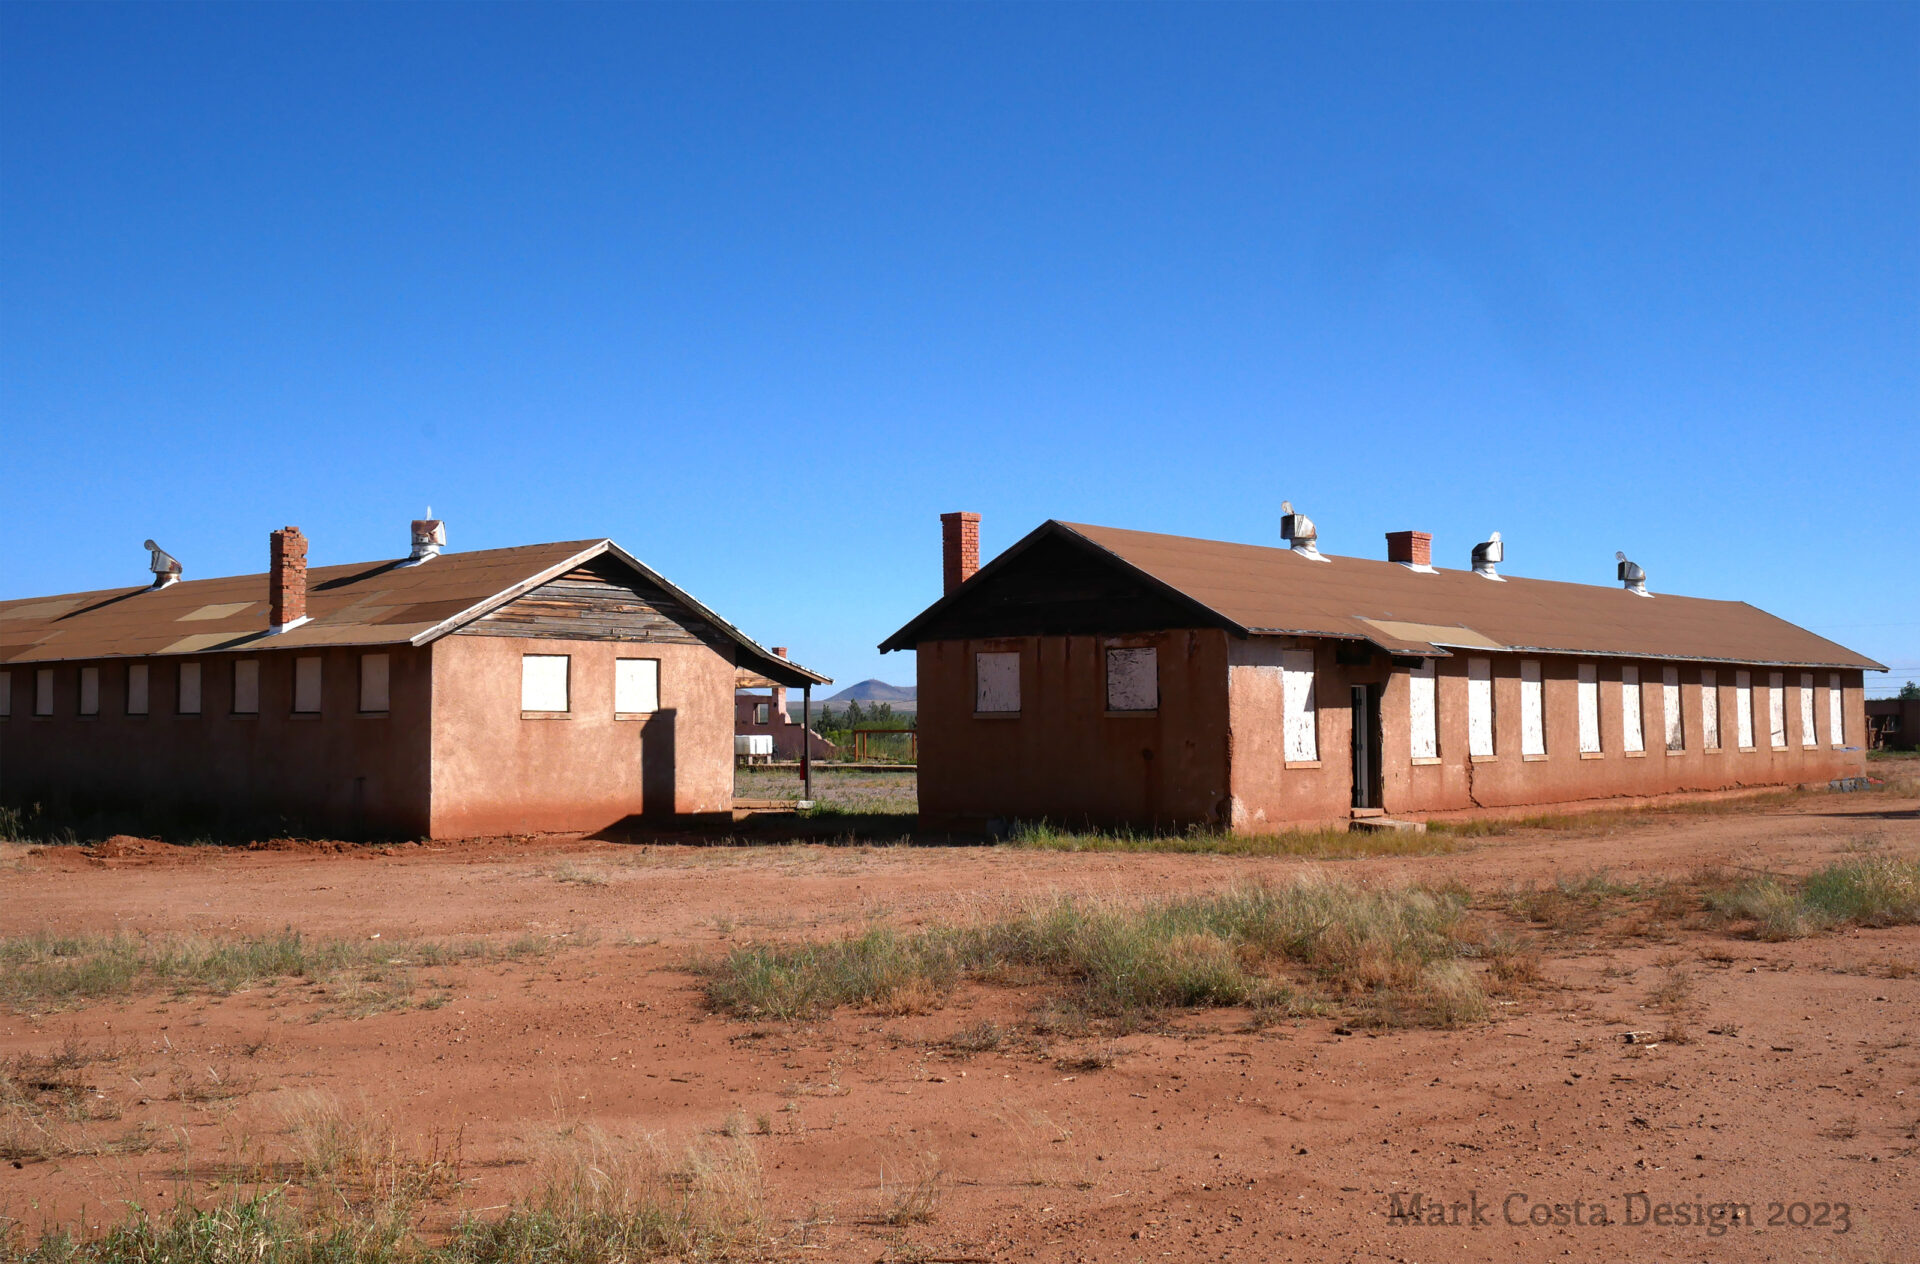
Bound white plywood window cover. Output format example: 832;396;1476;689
1519;660;1545;757
1828;673;1843;743
1281;649;1317;761
1736;671;1755;748
35;668;54;716
1663;665;1683;752
1701;669;1719;749
179;662;202;714
360;654;390;713
1107;647;1158;712
1768;672;1787;748
79;667;100;716
128;664;150;716
294;657;323;713
616;658;660;714
1409;659;1438;760
0;671;10;717
1620;666;1644;752
233;660;260;714
1577;663;1601;754
522;654;570;712
1798;673;1817;747
1467;657;1495;757
976;652;1021;713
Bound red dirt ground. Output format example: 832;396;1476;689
3;781;1917;1262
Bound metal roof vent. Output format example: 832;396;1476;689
401;513;446;567
1471;531;1504;582
1615;550;1650;597
1280;501;1329;563
144;539;182;589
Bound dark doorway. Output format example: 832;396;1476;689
1350;685;1382;810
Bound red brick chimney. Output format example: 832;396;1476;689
941;512;981;594
771;647;789;721
270;526;308;628
1385;530;1432;569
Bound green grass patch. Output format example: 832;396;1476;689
1706;856;1920;941
1004;819;1460;858
699;877;1491;1029
0;930;553;1015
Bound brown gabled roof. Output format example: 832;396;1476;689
0;538;829;686
881;520;1882;672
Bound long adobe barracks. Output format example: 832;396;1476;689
883;509;1882;833
0;520;827;838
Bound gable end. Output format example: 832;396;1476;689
457;556;721;648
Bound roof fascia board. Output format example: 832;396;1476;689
408;541;612;648
598;540;830;685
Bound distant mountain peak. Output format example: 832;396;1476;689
826;679;916;703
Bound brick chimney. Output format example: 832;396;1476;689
1385;530;1433;570
771;647;789;721
941;512;981;594
270;526;309;629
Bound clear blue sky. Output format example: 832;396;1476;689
4;1;1915;694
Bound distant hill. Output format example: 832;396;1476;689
825;679;917;712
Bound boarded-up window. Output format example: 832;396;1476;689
1701;669;1720;749
79;667;100;716
35;668;54;716
1467;658;1495;758
1798;673;1816;747
1520;660;1545;757
1281;649;1317;761
753;701;769;725
976;652;1020;714
616;658;660;714
1828;673;1843;744
1107;647;1158;712
1767;672;1786;748
128;664;150;715
1409;659;1438;760
179;662;202;714
1577;663;1601;753
521;654;570;712
1663;666;1683;752
294;657;323;713
1736;671;1755;748
0;671;10;717
233;660;260;714
1620;666;1644;752
360;654;390;713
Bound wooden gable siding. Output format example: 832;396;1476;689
457;561;721;648
903;530;1226;643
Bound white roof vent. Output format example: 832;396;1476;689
1615;550;1650;597
144;539;182;588
1280;501;1329;563
1471;531;1504;582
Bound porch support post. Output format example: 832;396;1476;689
801;683;813;805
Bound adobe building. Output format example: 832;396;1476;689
735;653;839;762
1867;696;1919;751
0;520;827;838
881;510;1882;833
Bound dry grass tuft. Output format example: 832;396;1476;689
700;876;1492;1030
